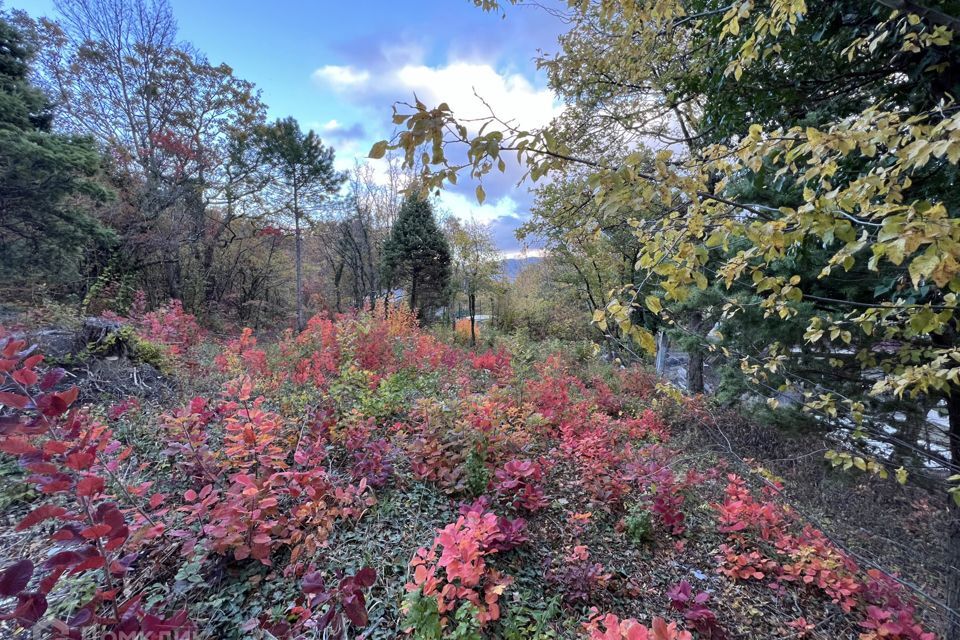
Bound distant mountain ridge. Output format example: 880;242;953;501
501;256;542;281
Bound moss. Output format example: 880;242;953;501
88;325;172;373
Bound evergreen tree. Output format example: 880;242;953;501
259;117;345;331
382;195;451;320
0;14;112;289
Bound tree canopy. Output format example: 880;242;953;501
382;195;452;319
0;13;112;288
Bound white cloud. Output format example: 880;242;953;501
437;191;521;225
312;65;371;89
393;61;560;132
313;59;561;134
501;248;544;259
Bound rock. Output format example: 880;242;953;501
28;328;76;361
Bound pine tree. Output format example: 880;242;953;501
259;117;345;331
381;195;451;320
0;14;112;288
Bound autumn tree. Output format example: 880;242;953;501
446;219;501;345
19;0;268;309
259;117;345;331
381;195;451;320
522;170;652;360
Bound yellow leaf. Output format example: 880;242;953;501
895;466;908;485
908;253;940;287
645;296;663;314
368;140;388;159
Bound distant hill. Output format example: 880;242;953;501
501;256;542;281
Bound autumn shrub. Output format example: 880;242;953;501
344;418;396;488
134;299;203;358
545;545;612;605
0;326;190;637
667;580;727;639
459;496;528;552
405;509;514;629
583;612;692;640
454;317;478;342
469;348;511;381
0;307;938;639
492;458;549;511
714;474;933;637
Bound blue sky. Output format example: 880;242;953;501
11;0;565;254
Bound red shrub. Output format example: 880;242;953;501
135;299;203;356
407;509;514;627
492;458;549;512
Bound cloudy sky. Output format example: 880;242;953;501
13;0;566;254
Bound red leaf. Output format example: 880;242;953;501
0;392;30;409
343;593;369;627
0;437;38;456
80;524;112;539
104;530;129;551
353;567;376;588
43;440;69;455
0;559;33;597
38;565;65;594
17;505;68;531
65;451;96;471
70;555;105;574
58;387;79;408
22;355;43;370
77;475;105;497
52;525;84;543
36;393;68;417
12;369;38;386
302;571;325;594
2;339;25;358
232;473;256;487
44;551;84;569
12;592;47;627
39;368;65;391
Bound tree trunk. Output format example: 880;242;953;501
295;210;304;332
409;271;418;313
655;330;669;375
686;311;706;394
687;349;704;394
946;389;960;640
164;253;182;301
469;292;476;346
333;261;344;314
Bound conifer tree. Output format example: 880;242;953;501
0;14;111;287
260;117;344;331
381;195;451;320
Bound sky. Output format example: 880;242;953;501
11;0;567;255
